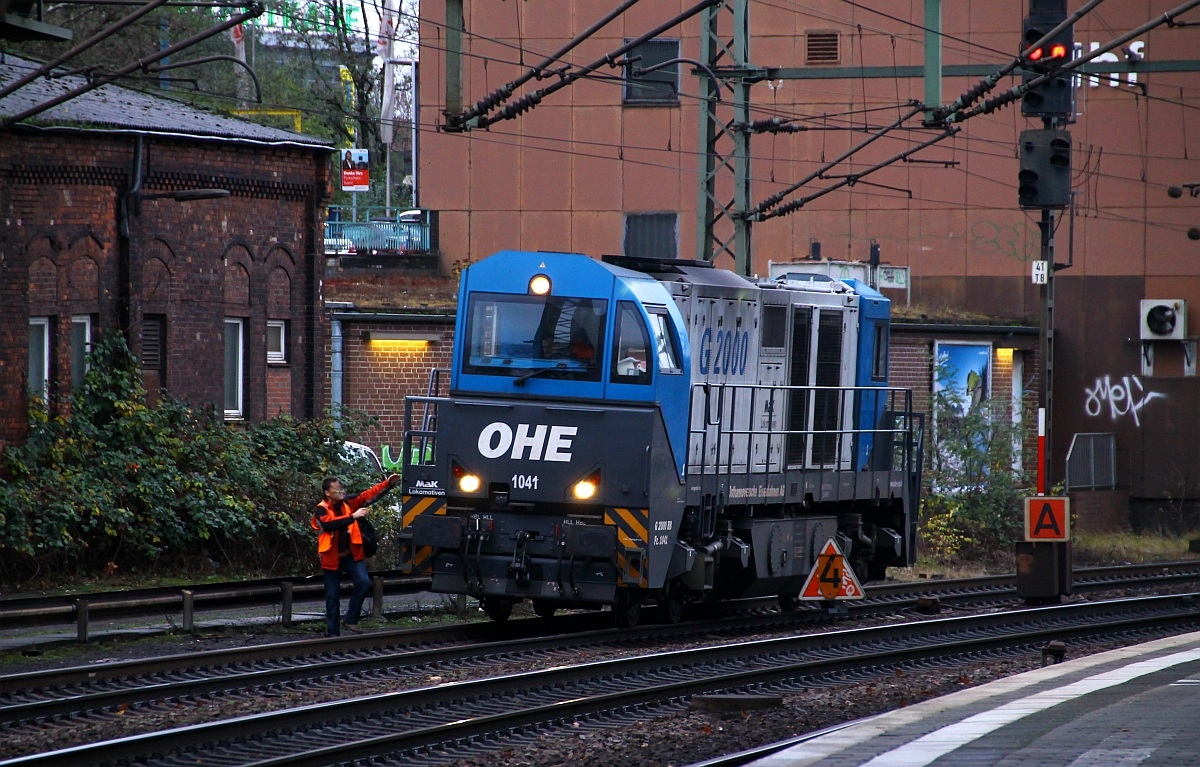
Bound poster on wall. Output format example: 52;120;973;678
933;342;992;415
340;148;369;192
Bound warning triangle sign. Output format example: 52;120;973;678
800;538;865;601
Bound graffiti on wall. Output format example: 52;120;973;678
1083;374;1164;427
381;442;435;473
380;444;403;472
970;220;1035;262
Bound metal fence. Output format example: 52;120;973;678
324;206;433;257
1065;432;1117;490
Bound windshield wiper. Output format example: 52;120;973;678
513;363;564;386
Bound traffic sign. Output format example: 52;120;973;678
1024;496;1070;541
800;538;865;601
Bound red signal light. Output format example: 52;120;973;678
1028;47;1044;62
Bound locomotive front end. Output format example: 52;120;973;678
399;251;689;622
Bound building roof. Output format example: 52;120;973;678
0;52;331;148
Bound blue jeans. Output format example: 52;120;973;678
323;556;371;637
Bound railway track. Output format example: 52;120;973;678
2;562;1199;765
8;560;1194;726
5;591;1200;767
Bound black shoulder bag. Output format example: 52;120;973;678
357;516;379;558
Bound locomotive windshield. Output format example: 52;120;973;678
463;292;607;382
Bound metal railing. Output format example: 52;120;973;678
686;383;919;474
683;382;923;523
0;573;432;642
324;205;435;257
324;220;431;255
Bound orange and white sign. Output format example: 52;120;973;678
800;538;864;601
1024;496;1070;541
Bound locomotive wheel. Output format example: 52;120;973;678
532;600;557;618
613;591;642;628
482;597;515;622
660;582;686;624
777;593;799;612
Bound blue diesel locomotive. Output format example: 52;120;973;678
399;250;923;626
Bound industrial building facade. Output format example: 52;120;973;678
414;1;1200;526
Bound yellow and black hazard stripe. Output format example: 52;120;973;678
402;495;446;574
605;507;649;587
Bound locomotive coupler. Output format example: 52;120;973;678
464;515;494;590
509;530;537;585
704;526;750;567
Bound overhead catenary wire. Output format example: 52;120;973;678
449;0;723;131
751;102;927;217
0;0;173;101
450;0;644;129
942;0;1200;125
20;0;1191;230
928;0;1109;125
762;127;960;219
0;3;266;129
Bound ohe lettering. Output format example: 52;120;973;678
478;422;577;462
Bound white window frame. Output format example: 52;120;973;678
71;315;92;388
224;318;244;420
266;320;287;364
29;317;50;403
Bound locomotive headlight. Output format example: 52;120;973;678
529;274;551;295
571;469;601;500
452;460;482;493
572;479;597;500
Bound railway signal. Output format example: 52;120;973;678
1018;129;1071;209
1021;11;1074;117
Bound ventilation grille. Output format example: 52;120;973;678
806;31;840;64
141;315;165;370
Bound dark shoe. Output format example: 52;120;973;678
342;622;362;634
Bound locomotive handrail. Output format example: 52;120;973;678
686;383;921;493
403;394;450;468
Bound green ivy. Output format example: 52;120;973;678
0;333;379;584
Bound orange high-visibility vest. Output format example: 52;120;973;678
310;477;391;569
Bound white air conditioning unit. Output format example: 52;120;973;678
1140;299;1187;341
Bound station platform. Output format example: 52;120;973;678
748;631;1200;767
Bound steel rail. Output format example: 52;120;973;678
4;560;1195;633
7;592;1200;767
5;561;1200;721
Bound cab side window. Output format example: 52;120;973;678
610;302;651;384
647;309;681;373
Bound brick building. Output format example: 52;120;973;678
322;267;457;468
1;53;333;446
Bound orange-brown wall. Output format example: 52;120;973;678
416;1;1200;508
